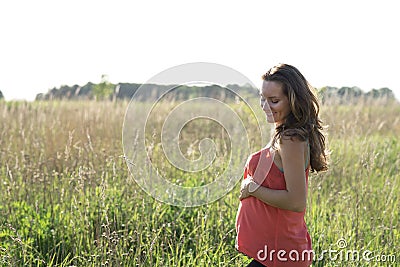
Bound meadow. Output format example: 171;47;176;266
0;99;399;266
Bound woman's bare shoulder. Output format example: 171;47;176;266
279;137;307;157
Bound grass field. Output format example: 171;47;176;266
0;99;399;266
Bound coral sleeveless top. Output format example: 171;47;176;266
235;147;312;267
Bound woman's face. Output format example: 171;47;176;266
260;80;291;125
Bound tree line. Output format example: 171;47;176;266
35;82;257;102
319;86;396;104
34;81;397;104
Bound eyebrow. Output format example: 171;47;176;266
259;93;279;99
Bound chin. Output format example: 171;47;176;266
266;117;275;124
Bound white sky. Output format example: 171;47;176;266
1;0;399;101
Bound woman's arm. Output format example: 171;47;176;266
239;138;307;212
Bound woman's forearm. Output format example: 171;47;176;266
250;182;306;212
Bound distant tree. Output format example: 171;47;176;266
337;86;362;98
318;86;338;104
35;93;45;100
0;90;3;100
365;87;395;100
92;74;114;100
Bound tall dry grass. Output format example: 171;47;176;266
0;99;399;266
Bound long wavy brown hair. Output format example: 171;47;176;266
262;63;328;172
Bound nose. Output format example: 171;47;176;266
262;101;271;112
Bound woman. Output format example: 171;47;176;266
236;64;328;267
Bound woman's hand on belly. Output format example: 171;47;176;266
239;175;259;200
